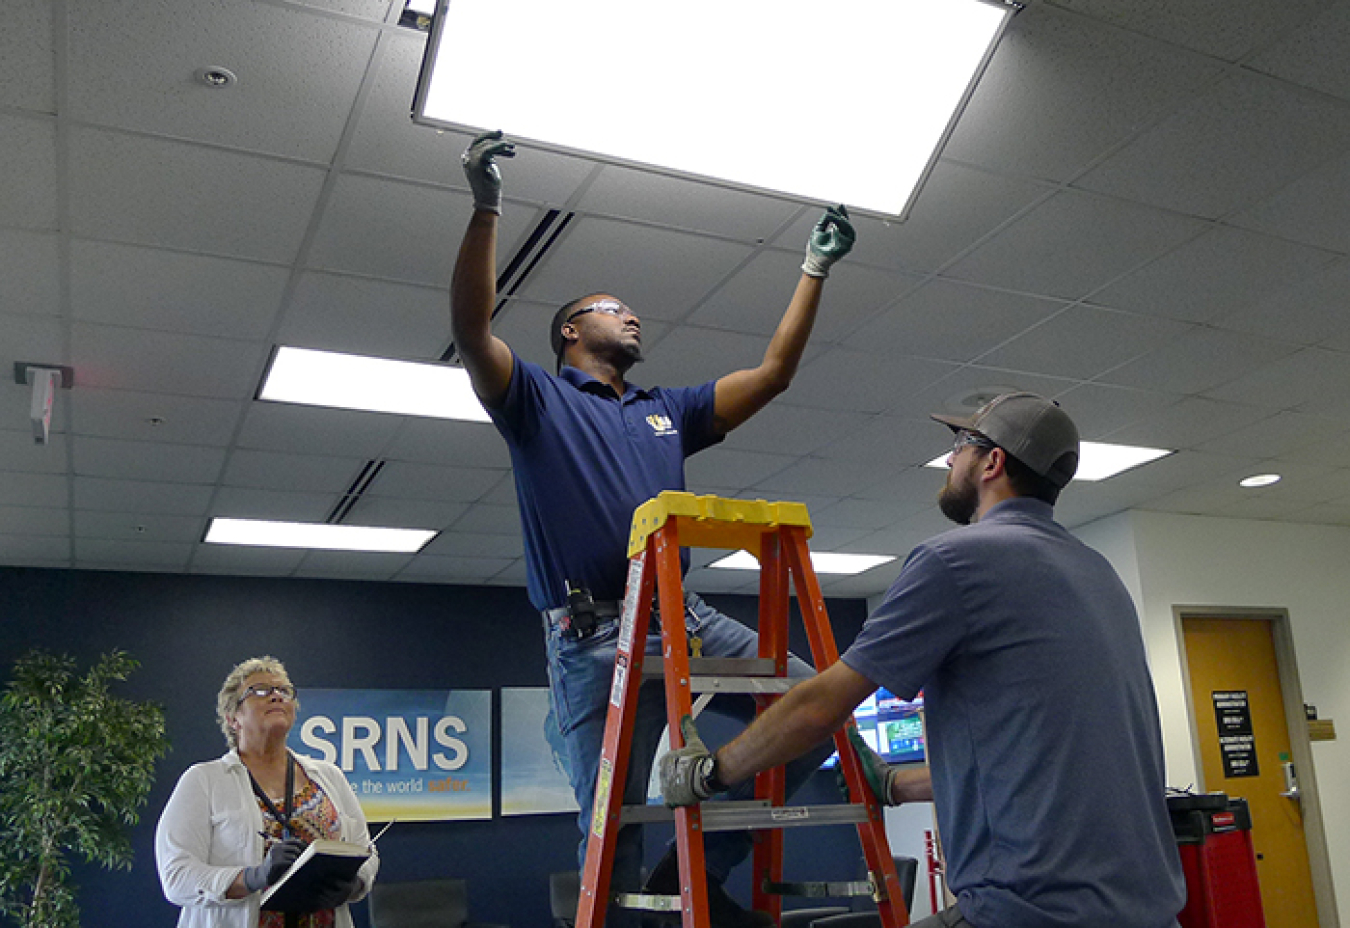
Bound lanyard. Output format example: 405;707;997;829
249;755;295;840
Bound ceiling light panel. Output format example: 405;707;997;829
710;550;895;576
413;0;1014;218
259;346;490;422
205;517;437;553
924;441;1173;481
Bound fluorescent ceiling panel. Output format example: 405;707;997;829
413;0;1014;218
710;550;895;576
924;441;1173;482
206;517;436;553
259;346;490;422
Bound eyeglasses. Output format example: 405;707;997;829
565;298;636;325
236;684;297;707
951;430;997;457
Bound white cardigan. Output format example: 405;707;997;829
155;750;379;928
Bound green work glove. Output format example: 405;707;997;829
460;130;516;214
801;204;855;278
842;726;897;806
660;715;721;807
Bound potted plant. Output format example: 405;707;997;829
0;650;169;928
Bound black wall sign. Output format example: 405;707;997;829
1213;690;1259;778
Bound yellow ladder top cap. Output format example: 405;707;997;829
628;491;813;557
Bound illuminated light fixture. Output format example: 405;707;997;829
412;0;1016;218
924;441;1173;481
709;550;895;576
258;346;490;422
1239;473;1281;488
205;517;436;553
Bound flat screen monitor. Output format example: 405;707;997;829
823;688;925;768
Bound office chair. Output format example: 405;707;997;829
368;877;509;928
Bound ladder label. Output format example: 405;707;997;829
770;807;810;822
592;759;614;838
610;654;628;708
618;552;646;654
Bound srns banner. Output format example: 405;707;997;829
288;689;491;822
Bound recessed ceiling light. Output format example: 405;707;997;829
412;0;1015;218
709;550;895;576
205;518;436;553
195;67;237;89
1239;473;1281;488
923;440;1173;482
258;346;490;422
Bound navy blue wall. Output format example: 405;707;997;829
0;566;870;927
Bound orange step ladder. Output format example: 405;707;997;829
574;491;909;928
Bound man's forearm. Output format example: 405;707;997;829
759;273;824;388
449;209;499;348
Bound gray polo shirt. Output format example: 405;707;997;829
843;497;1184;928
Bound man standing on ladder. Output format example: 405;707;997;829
663;393;1187;928
449;131;855;928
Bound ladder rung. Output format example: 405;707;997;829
763;879;877;900
644;657;779;677
689;675;797;694
620;801;870;832
613;892;682;913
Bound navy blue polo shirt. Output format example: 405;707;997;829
486;353;723;611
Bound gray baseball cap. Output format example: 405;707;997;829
932;392;1080;488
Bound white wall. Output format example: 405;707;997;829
1075;510;1350;922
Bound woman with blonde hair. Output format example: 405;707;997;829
155;657;378;927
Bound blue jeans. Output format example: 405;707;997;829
544;591;833;926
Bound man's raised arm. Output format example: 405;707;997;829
450;131;517;408
712;205;855;434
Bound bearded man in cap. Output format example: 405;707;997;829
663;393;1186;928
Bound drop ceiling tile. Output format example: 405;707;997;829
449;503;520;536
73;476;215;515
1053;383;1181;441
842;279;1067;363
68;0;378;162
813;415;950;470
367;462;503;502
308;175;493;286
191;544;307;576
290;0;390;20
0;472;68;508
576;165;803;241
1106;396;1273;450
846;464;950;504
0;313;65;372
418;530;523;559
0;230;59;316
210;486;336;522
343;496;469;531
74;537;193;571
1090;225;1340;325
71;323;267;399
0;506;68;536
346;33;598;204
944;5;1225;181
382;419;511;469
1192;410;1341;459
1204;347;1350;418
888;366;1076;422
70;240;289;339
222;449;369;492
0;430;68;474
280;272;450;358
73;510;206;543
0;113;57;231
395;554;520;585
1;0;54;112
811;495;935;533
69;126;327;261
1230;151;1350;254
72;436;227;484
635;326;797;397
684;447;794;492
0;534;69;563
976;304;1193;381
1097;327;1299;396
944;189;1207;301
292;550;413;580
689;249;918;345
1218;258;1350;346
70;389;245;447
1045;0;1331;61
235;403;404;458
788;349;957;415
752;457;890;498
1240;2;1350;101
513;217;754;318
1075;71;1350;219
479;472;519;506
482;559;528;586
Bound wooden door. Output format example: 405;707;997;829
1181;616;1318;928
